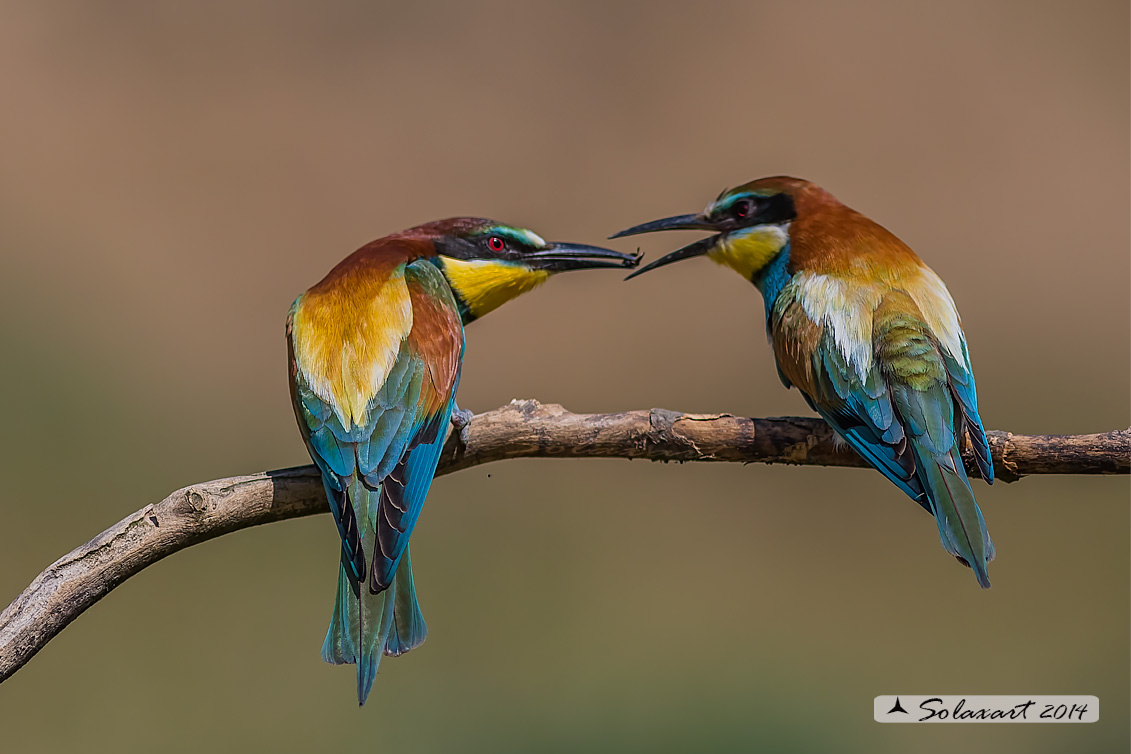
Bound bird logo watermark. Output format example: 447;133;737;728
873;696;1098;723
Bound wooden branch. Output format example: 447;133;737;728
1;399;1126;683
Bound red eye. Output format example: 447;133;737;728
486;236;505;252
734;199;753;219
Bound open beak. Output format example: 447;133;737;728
622;235;718;280
610;213;717;238
526;243;642;272
611;213;720;281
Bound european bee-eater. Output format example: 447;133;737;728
287;218;637;704
615;177;995;588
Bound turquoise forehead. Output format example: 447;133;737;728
472;225;548;248
707;188;776;215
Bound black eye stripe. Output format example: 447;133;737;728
478;230;542;256
715;193;797;225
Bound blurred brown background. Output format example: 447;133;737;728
0;1;1126;752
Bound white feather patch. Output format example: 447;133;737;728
793;266;967;382
905;266;965;363
793;271;882;380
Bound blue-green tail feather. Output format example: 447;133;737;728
320;562;392;706
320;560;358;666
385;545;428;657
321;548;427;705
319;482;394;706
911;440;995;588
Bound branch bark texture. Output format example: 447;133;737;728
1;400;1126;683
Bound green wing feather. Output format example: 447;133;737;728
773;284;995;587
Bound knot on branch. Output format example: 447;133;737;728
184;488;211;515
644;408;693;461
988;431;1023;483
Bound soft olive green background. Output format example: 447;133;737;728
1;2;1127;752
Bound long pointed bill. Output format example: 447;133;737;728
526;243;642;272
609;213;716;239
624;235;719;280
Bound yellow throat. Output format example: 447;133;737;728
439;257;550;319
708;225;790;280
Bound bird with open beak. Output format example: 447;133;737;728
616;177;996;589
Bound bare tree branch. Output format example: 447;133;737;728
2;399;1126;683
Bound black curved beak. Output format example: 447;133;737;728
623;235;719;280
526;243;642;272
609;213;716;238
611;213;722;280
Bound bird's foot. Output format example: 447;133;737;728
451;407;474;446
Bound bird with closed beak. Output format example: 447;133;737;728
288;218;638;704
616;177;995;588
